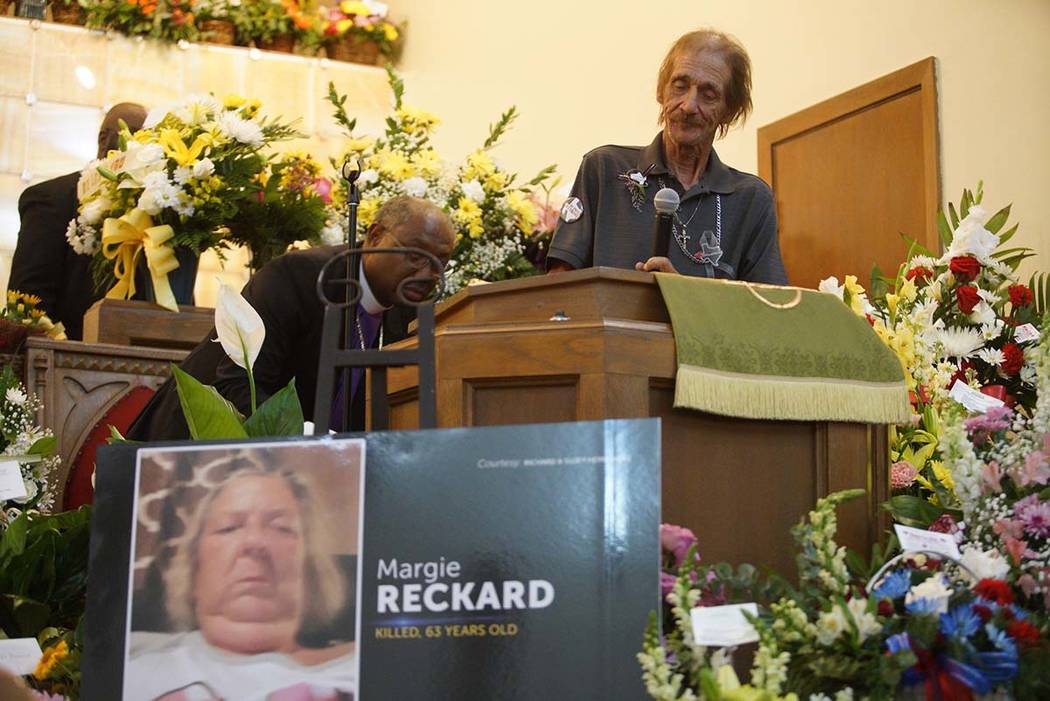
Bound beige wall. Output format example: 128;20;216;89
395;0;1050;275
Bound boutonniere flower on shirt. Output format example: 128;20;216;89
617;163;656;212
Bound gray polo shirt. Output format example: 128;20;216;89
548;133;788;284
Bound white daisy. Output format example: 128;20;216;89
976;347;1005;367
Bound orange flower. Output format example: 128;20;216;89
292;12;312;29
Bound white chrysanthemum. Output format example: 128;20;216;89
320;220;344;246
461;179;485;203
173;166;192;185
172;195;195;218
363;0;388;16
216;111;263;148
5;388;26;406
65;219;99;256
192;158;215;178
79;196;111;225
980;320;1005;341
910;299;938;327
977;347;1005;367
358;169;379;186
817;276;844;300
401;176;427;198
908;255;938;270
930;327;984;359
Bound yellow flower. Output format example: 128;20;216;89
411;149;442;177
335;18;353;33
345;136;374;154
158;129;210;167
6;290;17;303
375;149;414;180
358;197;381;227
131;129;155;144
885;292;899;317
396;106;439;135
382;22;399;42
506;190;538;234
898;275;918;303
340;0;371;15
463;149;495;181
484;171;508;192
223;94;246;109
34;640;69;680
453;198;485;239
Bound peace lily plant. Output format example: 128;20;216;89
173;282;305;439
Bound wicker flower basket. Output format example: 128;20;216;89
256;33;295;53
50;1;84;24
0;320;30;354
327;35;381;65
198;18;235;45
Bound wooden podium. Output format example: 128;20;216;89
380;268;889;574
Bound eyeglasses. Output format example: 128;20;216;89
383;232;437;271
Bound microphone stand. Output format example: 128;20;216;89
340;158;363;433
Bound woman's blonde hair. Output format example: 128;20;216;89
163;457;346;641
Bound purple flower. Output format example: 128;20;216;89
1016;498;1050;538
660;523;699;566
964;405;1013;443
660;571;677;600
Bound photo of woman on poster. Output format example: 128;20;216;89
122;443;364;701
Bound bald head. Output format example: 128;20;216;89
98;102;147;159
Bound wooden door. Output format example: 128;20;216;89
758;58;940;289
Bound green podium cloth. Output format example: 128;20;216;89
654;274;912;424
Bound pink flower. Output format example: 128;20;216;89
313;177;333;204
1017;450;1050;487
964;405;1013;444
660;523;699;566
1003;537;1031;565
993;518;1025;540
30;693;70;701
890;461;918;489
981;460;1004;493
1018;573;1038;598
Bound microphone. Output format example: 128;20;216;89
652;187;680;259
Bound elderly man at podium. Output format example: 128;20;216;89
547;28;787;285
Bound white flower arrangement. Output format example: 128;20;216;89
0;367;59;529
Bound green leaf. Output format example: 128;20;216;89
0;512;28;561
899;233;933;259
936;211;952;247
882;495;942;528
699;668;721;701
960;188;973;218
947;201;960;229
242;379;304;438
96;165;119;181
483;106;519;150
984;204;1011;234
999;223;1019;246
171;366;248;441
10;596;50;638
27;435;55;456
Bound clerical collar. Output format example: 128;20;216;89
359;260;390;315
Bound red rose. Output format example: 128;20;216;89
906;266;934;284
949;256;981;282
955;285;981;314
877;600;894;617
1009;284;1033;308
975;578;1014;605
1006;619;1041;647
1001;343;1024;375
973;604;993;623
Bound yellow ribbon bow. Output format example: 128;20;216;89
100;209;182;312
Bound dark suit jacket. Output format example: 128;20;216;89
9;171;101;340
127;245;414;441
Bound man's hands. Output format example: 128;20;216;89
635;257;678;273
547;259;575;274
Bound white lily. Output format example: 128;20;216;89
214;282;265;412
